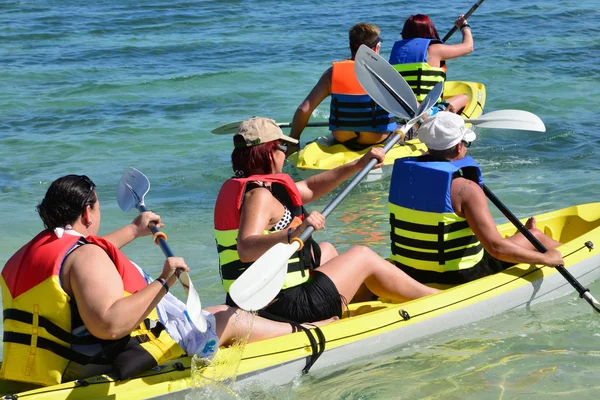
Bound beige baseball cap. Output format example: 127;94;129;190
417;111;477;151
233;117;299;148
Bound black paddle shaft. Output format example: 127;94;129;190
442;0;486;42
482;184;600;311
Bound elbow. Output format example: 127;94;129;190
88;323;130;341
238;253;253;263
461;43;474;54
484;241;504;260
296;101;311;115
237;243;254;263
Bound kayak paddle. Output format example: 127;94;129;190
117;168;208;332
465;109;545;132
229;45;443;311
353;42;597;312
212;120;329;135
352;49;546;133
442;0;486;42
483;185;600;313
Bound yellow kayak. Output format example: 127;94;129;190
2;202;600;399
288;81;486;182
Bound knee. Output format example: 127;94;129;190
208;304;236;319
319;242;338;258
347;245;376;259
529;227;547;241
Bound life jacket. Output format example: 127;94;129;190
329;60;397;133
388;38;446;102
0;231;185;386
214;174;319;295
388;156;485;284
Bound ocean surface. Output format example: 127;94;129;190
1;0;600;398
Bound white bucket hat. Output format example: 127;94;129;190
417;111;477;151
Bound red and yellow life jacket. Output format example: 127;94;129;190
214;174;319;295
0;231;185;386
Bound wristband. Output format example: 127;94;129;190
460;24;471;31
156;278;169;294
287;228;293;244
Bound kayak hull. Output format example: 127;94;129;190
288;81;486;182
2;202;600;399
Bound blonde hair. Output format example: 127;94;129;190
349;23;380;55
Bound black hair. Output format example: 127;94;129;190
36;175;97;230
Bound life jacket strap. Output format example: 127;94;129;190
3;309;102;346
1;331;127;366
258;310;326;374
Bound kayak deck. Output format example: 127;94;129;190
2;202;600;399
288;81;486;181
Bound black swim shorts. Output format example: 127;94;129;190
226;270;342;323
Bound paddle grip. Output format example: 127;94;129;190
482;185;595;302
298;129;405;244
442;0;485;42
138;204;175;258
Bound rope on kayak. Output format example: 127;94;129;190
258;310;326;374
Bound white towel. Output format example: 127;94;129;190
134;264;219;360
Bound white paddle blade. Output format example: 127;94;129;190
416;82;444;117
178;271;207;333
212;121;243;135
465;109;546;132
117;168;150;212
229;242;299;311
354;45;417;119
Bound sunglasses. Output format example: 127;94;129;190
276;141;288;153
461;140;472;148
79;175;96;209
368;36;383;48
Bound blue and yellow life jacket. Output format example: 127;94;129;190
329;60;397;133
388;156;485;284
214;174;320;296
0;232;185;386
389;38;446;102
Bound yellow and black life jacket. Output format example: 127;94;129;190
214;174;320;296
0;231;185;386
388;38;446;102
388;155;485;284
329;60;397;133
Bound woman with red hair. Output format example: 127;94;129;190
214;117;439;324
389;14;474;115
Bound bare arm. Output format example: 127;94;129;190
296;147;385;204
289;68;332;141
452;178;555;265
103;212;163;249
428;31;473;63
427;15;473;65
67;245;188;340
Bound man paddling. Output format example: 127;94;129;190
289;23;398;152
387;112;564;285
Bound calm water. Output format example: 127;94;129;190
1;0;600;398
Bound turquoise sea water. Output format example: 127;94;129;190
1;0;600;398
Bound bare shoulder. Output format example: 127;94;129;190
317;68;333;91
67;244;113;272
243;186;275;207
427;42;444;54
451;177;485;216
